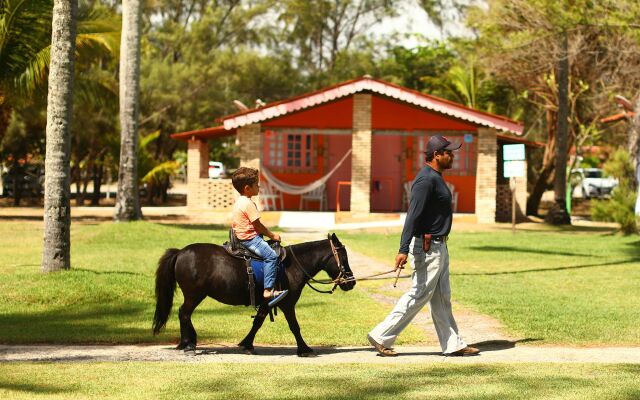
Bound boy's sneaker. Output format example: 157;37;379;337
267;290;288;308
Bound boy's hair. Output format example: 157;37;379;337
231;167;259;193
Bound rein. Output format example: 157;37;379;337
288;238;410;294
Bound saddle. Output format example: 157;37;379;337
222;229;287;311
222;229;287;262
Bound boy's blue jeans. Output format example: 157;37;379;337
241;235;279;289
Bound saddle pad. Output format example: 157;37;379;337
250;259;285;287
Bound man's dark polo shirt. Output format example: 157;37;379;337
399;165;453;254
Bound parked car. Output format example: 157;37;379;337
571;168;618;199
208;161;226;179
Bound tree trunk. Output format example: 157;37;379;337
42;0;77;273
632;96;640;217
545;32;571;225
115;0;143;221
91;162;103;206
527;110;557;215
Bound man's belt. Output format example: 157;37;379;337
414;234;448;242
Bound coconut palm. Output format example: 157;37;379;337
114;0;142;221
41;0;78;273
0;0;119;272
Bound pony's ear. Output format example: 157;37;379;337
330;233;341;246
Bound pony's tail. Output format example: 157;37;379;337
152;248;179;335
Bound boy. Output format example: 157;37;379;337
231;167;288;307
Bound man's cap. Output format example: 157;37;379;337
424;135;462;155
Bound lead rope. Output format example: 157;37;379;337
288;245;410;293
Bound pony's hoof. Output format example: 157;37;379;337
298;350;316;358
176;343;187;350
183;344;196;356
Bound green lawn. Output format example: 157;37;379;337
2;221;638;346
339;230;640;345
0;221;423;345
1;362;638;400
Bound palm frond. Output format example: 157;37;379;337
140;130;161;150
142;161;180;185
13;45;49;97
1;0;119;102
74;67;118;108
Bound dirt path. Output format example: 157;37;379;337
2;344;640;364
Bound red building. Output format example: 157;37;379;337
173;76;531;222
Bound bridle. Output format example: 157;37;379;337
289;235;352;294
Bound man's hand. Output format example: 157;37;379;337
394;253;408;271
270;233;281;242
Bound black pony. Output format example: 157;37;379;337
152;233;355;356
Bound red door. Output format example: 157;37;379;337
326;135;352;211
371;134;403;212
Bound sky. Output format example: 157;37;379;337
370;1;472;48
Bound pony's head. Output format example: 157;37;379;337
326;233;355;291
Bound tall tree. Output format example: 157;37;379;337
633;97;640;218
469;0;640;217
115;0;142;221
42;0;77;272
545;31;570;224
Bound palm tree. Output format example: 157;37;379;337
0;0;119;271
42;0;78;272
114;0;142;221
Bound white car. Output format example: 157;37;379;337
572;168;618;199
208;161;226;179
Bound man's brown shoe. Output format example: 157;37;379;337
367;334;397;357
446;346;480;357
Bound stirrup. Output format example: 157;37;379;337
267;290;288;308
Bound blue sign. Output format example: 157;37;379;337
464;134;473;143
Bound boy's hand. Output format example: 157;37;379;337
270;233;281;242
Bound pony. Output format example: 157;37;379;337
152;233;355;356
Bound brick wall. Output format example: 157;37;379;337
475;128;497;223
187;139;209;208
237;123;261;170
188;178;238;210
351;94;372;214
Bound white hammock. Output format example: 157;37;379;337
261;149;352;195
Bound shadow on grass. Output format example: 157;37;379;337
623;240;640;258
468;245;603;258
0;303;154;344
184;364;604;400
74;268;147;276
469;338;543;352
0;382;74;395
453;258;640;276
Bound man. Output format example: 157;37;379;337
367;135;479;357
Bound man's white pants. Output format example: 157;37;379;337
368;237;467;354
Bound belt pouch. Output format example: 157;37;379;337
422;234;432;252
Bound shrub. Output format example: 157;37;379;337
591;149;637;234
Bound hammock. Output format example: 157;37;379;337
261;149;352;195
